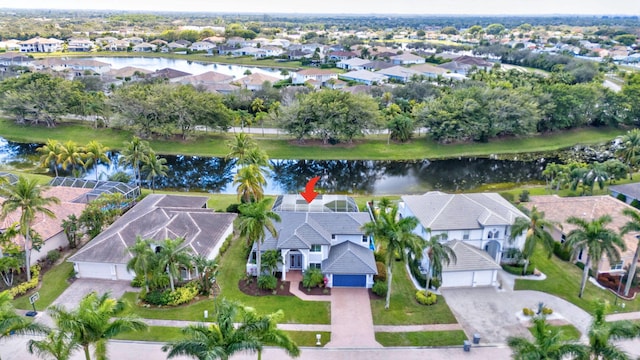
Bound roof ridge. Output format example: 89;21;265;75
427;193;454;228
463;193;510;224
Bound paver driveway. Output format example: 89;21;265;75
442;287;592;344
51;278;136;310
325;288;381;348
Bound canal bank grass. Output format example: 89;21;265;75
375;330;468;347
0;119;625;161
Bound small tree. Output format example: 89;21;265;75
62;214;81;249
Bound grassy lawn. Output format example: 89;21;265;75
284;331;331;347
375;330;468;347
528;324;581;342
514;247;639;313
0;119;624;161
371;261;457;325
12;261;73;310
123;232;330;324
114;326;184;342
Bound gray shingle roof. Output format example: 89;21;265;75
68;194;236;264
610;183;640;201
442;240;501;272
322;241;377;275
402;191;528;231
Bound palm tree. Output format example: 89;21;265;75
126;237;156;292
238;199;280;280
141;151;168;193
226;132;257;165
58;140;86;177
162;298;298;360
83;141;110;181
424;233;456;289
621;208;640;296
37;139;63;177
0;291;48;345
616;129;640;179
28;330;79;360
362;205;425;309
233;164;267;203
49;292;147;360
156;237;193;292
507;316;588;360
0;176;60;281
192;255;219;296
510;207;556;276
121;136;150;187
566;215;626;298
588;301;640;359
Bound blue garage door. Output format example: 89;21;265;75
333;274;366;287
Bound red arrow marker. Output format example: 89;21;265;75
300;176;321;203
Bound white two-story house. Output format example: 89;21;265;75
400;191;528;288
246;195;377;288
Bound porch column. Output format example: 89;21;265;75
281;249;289;281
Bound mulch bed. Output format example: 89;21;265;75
238;277;293;297
368;289;384;300
297;282;331;296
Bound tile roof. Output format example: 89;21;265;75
402;191;528;231
442;240;501;272
322;241;377;274
68;194;236;264
236;73;279;86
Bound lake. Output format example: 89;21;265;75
0;137;552;195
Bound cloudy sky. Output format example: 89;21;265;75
0;0;638;15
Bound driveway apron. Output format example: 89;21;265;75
326;287;381;348
51;278;136;310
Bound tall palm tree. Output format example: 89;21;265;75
226;132;257;166
141;151;168;193
162;298;298;360
616;128;640;179
0;176;60;281
566;215;625;298
510;207;556;276
192;255;219;296
49;292;147;360
362;205;425;309
58;140;86;177
28;330;79;360
156;237;193;292
121;136;150;187
83;141;110;181
37;139;63;177
588;301;640;359
126;237;156;292
0;291;48;345
621;208;640;296
233;164;267;203
507;316;588;360
238;199;280;280
424;233;456;289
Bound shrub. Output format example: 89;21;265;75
258;275;277;290
553;242;572;261
408;258;427;288
8;266;40;298
519;190;530;203
217;234;234;257
502;264;535;276
430;277;441;290
372;281;387;297
415;290;437;306
617;193;627;202
302;268;324;289
46;250;61;264
522;308;534;316
143;290;169;305
374;262;387;283
542;307;553;315
500;192;515;203
631;199;640;210
131;275;144;288
226;203;241;213
374;249;386;263
166;283;199;306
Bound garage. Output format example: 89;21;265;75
440;240;501;288
333;274;367;287
75;262;114;280
442;270;497;288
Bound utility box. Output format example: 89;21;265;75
463;340;471;352
473;333;481;344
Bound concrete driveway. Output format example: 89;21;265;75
51;278;136;310
441;287;592;344
326;288;381;348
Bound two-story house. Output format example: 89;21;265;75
246;195;377;288
19;37;63;53
400;191;528;288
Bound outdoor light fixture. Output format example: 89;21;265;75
316;333;321;346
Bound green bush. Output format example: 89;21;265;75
500;192;515;203
166;283;199;306
302;268;324;289
522;308;534;316
542;306;553;315
617;193;627;202
408;259;427;288
46;250;61;263
225;203;241;213
8;266;40;298
372;281;387;297
631;199;640;210
374;249;386;263
519;190;530;202
218;234;234;257
415;290;437;306
258;275;277;290
374;262;387;283
131;275;144;288
501;264;535;276
430;277;441;290
143;290;168;305
553;242;572;261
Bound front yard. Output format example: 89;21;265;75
371;261;458;325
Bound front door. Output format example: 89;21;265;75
290;253;302;269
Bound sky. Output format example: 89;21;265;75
0;0;638;15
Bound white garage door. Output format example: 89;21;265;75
116;264;135;281
473;271;495;286
76;262;113;280
442;271;473;288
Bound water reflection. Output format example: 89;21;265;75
0;138;552;195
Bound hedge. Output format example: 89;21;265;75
501;263;535;276
553;242;572;261
415;290;437;306
8;266;40;298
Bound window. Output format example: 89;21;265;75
310;245;321;253
362;235;368;243
560;234;566;244
309;263;321;270
487;232;492;239
331;234;335;240
494;231;500;239
611;261;624;271
463;230;470;240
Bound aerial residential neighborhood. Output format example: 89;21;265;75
1;2;640;360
